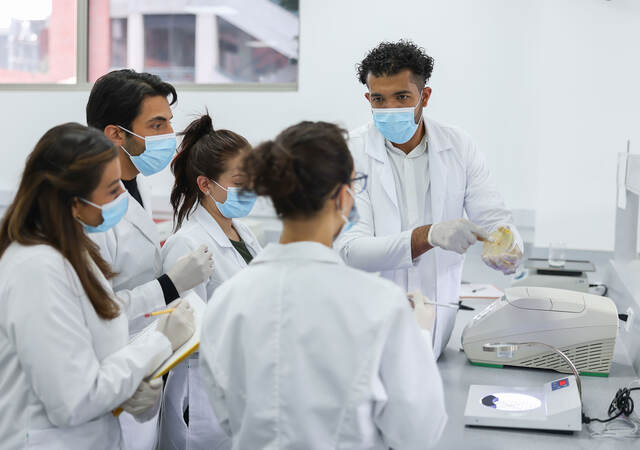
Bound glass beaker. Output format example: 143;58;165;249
548;242;567;267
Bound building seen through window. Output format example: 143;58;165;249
88;0;299;84
0;0;299;85
0;0;77;84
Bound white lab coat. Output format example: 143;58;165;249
158;204;262;450
91;175;165;331
161;204;262;303
0;243;172;450
200;242;448;450
335;117;522;358
90;175;166;450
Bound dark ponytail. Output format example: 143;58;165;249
245;121;353;219
170;112;250;230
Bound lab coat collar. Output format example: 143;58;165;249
136;175;153;213
251;241;344;266
192;204;258;250
385;132;427;158
124;190;161;250
365;115;453;163
424;117;455;154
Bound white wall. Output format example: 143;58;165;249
1;0;638;251
533;0;640;251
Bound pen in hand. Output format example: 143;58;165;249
144;308;176;318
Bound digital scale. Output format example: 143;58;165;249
512;259;595;293
464;376;582;432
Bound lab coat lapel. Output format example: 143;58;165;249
365;125;399;211
125;193;161;250
193;205;232;249
137;175;154;214
427;118;453;224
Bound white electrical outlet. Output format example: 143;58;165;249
625;307;635;333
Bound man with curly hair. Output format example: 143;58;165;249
335;40;523;358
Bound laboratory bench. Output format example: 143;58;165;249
435;246;639;449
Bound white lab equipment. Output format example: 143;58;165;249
464;375;582;431
462;287;618;375
335;116;522;358
512;258;595;293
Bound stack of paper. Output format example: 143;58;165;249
113;292;206;417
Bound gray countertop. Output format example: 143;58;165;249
434;246;639;449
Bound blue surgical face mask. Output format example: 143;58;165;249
371;98;422;144
208;180;257;219
338;187;359;233
77;191;129;233
119;126;177;176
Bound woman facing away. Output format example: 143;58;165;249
0;123;194;450
199;121;448;449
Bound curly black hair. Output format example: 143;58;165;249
357;40;434;88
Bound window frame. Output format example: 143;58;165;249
0;0;298;91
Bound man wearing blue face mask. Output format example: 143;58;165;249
335;41;524;360
86;70;214;450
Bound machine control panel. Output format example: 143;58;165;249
551;378;570;391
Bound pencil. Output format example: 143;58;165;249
144;308;175;318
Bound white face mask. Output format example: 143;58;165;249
118;126;177;176
208;180;258;219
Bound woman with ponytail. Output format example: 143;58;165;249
159;113;262;450
199;121;448;449
0;123;195;450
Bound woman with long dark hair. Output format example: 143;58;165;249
158;113;261;449
0;123;194;450
199;121;447;449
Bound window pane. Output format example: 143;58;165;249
88;0;299;84
0;0;77;84
144;14;196;82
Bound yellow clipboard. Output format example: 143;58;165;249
113;293;205;417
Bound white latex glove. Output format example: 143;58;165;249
428;218;489;254
156;299;195;351
120;378;163;417
167;244;214;295
407;291;436;333
483;244;523;275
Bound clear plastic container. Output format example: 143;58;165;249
482;226;515;258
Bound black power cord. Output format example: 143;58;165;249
582;387;640;424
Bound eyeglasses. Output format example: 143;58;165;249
350;172;368;195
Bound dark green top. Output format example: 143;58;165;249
230;238;253;265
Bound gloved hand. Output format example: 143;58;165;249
121;378;163;416
428;218;489;254
167;245;214;294
483;242;523;275
156;299;195;351
408;291;436;333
